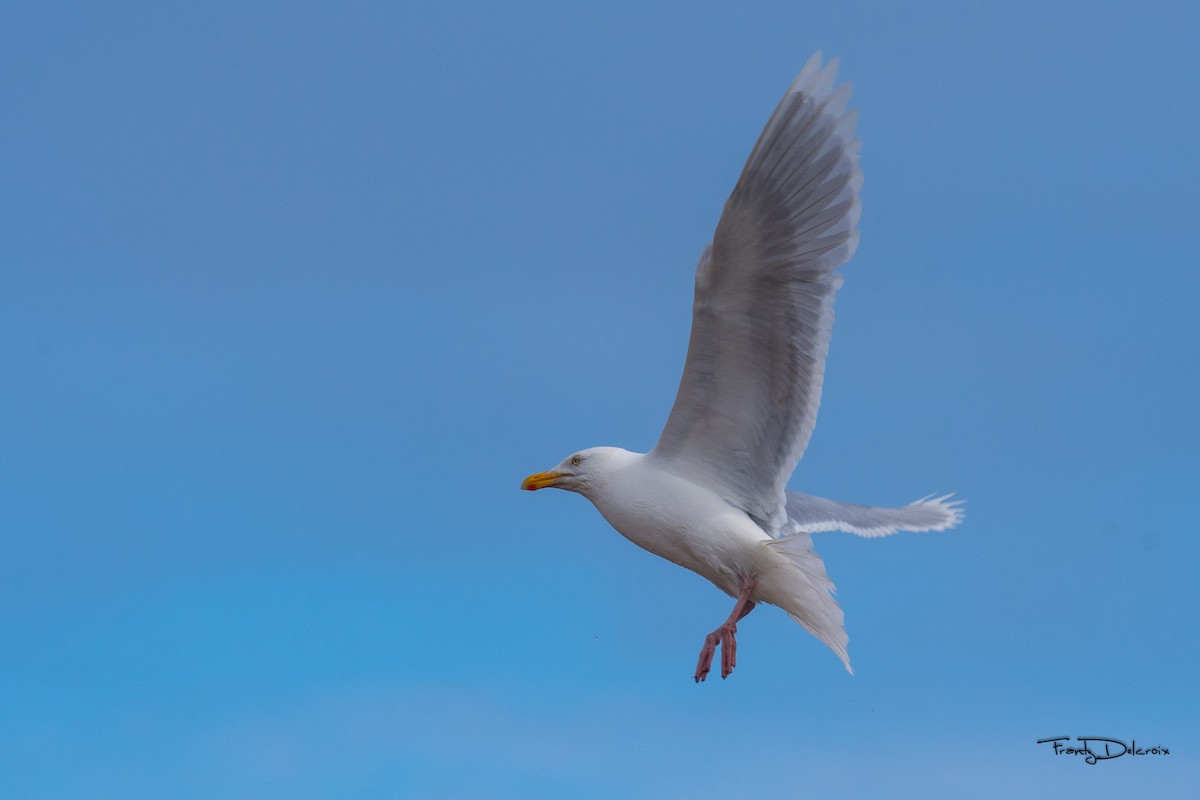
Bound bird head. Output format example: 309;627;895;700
520;447;632;498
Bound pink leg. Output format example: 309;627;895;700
694;577;757;682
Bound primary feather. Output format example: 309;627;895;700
785;492;966;538
649;53;862;533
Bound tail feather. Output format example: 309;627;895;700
760;491;963;673
761;533;852;673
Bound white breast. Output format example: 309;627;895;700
586;455;777;597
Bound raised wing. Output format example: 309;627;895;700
649;54;862;532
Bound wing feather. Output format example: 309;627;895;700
649;55;862;532
785;492;966;538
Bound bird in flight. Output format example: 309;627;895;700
522;54;963;682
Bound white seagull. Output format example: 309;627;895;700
522;54;963;681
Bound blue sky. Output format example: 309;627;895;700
2;1;1198;797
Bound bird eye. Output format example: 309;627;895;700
571;456;581;466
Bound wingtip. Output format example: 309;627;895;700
798;50;824;80
912;492;967;529
790;51;835;95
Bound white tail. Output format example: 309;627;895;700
760;532;853;673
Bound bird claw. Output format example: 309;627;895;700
721;625;737;678
694;579;756;683
694;624;738;682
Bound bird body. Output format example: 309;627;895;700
579;448;775;599
522;54;963;680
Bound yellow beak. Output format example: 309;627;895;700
521;470;562;491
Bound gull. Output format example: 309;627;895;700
521;54;963;681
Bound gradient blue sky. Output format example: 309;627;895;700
2;1;1198;797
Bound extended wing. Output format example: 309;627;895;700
785;492;966;538
649;54;862;532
